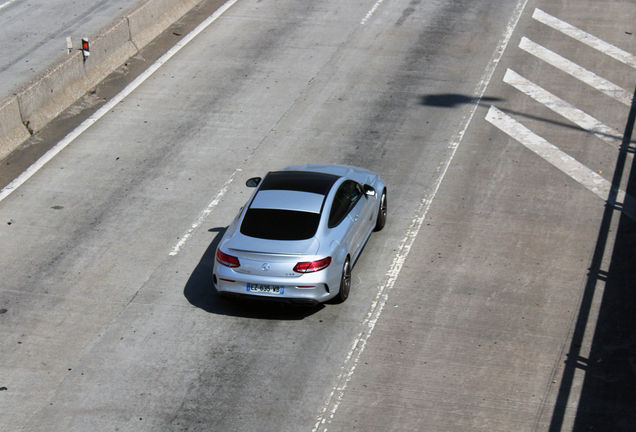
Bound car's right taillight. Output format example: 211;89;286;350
216;249;240;268
293;257;332;273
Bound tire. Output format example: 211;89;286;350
335;257;351;303
374;188;387;231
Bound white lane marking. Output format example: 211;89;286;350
169;169;240;256
533;8;636;69
486;105;635;219
312;0;531;429
0;0;239;204
519;37;633;107
0;0;18;10
361;0;385;25
503;69;624;148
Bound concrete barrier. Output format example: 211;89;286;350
0;0;206;161
128;0;202;49
16;17;137;135
0;96;31;161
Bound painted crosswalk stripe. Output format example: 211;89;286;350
485;105;635;219
519;37;633;106
533;8;636;69
503;69;624;149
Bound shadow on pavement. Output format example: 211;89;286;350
549;88;636;432
420;93;503;107
420;93;634;145
183;227;323;320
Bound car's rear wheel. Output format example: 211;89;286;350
336;257;351;303
374;188;387;231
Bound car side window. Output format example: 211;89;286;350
328;181;363;228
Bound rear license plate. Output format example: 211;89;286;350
247;284;284;294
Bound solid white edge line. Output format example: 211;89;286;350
312;0;530;430
533;8;636;69
0;0;239;204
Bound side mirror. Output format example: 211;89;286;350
246;177;261;187
363;184;376;196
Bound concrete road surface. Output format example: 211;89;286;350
0;0;635;431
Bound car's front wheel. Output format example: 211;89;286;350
374;188;387;231
335;257;351;303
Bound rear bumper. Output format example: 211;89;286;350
218;291;321;307
213;264;338;304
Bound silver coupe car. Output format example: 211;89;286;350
213;164;387;306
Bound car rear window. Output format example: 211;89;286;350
240;209;321;240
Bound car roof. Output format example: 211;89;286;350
259;170;340;195
246;170;341;215
251;190;325;213
282;164;377;185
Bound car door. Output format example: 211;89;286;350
329;181;367;263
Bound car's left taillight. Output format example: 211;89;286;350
293;257;332;273
216;249;240;268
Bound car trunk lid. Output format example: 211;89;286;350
227;234;321;277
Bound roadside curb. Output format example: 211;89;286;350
0;0;204;161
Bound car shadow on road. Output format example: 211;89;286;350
183;227;324;320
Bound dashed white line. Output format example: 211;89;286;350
503;68;624;148
519;37;633;107
169;169;240;256
0;0;18;10
486;105;635;219
361;0;385;25
312;0;531;429
0;0;239;204
533;8;636;69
